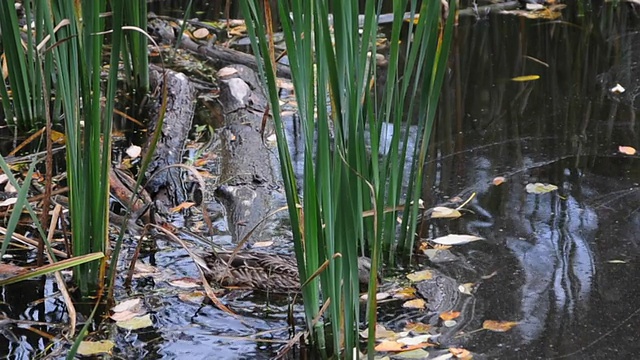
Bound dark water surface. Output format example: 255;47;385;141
414;2;640;359
3;2;640;359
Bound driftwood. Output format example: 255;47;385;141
144;65;196;205
211;64;283;243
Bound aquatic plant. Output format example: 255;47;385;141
241;0;455;357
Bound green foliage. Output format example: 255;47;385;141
242;0;455;357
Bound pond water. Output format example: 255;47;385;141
3;2;640;359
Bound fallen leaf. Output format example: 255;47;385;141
406;270;434;282
431;234;483;246
404;322;431;334
525;183;558;194
397;334;432;345
618;146;636;155
492;176;506;186
126;145;142;159
359;323;396;339
608;260;626;264
443;320;457;327
610;83;626;94
393;287;417;299
112;298;143;313
374;340;428;352
449;347;472;359
361;292;390;301
115;314;153;330
395;349;429;359
483;320;519;332
0;197;17;207
171;202;196;212
511;75;540;82
110;309;145;322
431;207;462;219
431;354;454;360
252;241;274;248
402;298;426;309
51;130;65;144
440;310;461;321
458;283;475;295
77;340;115;356
178;291;206;304
217;67;238;77
169;277;201;289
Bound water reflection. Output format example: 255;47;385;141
418;3;640;358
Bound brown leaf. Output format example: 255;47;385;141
492;176;506;186
450;347;473;359
440;310;461;321
482;320;519;332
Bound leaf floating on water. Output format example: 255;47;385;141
610;83;626;94
375;340;429;352
618;146;636;155
525;183;558;194
440;310;461;321
431;234;484;246
510;75;540;82
77;340;115;356
431;354;454;360
178;290;206;304
360;291;390;301
393;287;417;299
359;323;396;339
449;347;473;359
404;322;431;334
395;349;429;359
171;202;196;212
431;206;462;219
492;176;506;186
443;320;457;328
126;144;142;159
482;320;519;332
112;298;143;313
458;283;475;295
116;314;154;330
252;240;274;248
169;277;201;289
397;334;433;346
483;320;519;332
607;259;627;264
406;269;434;282
402;298;427;309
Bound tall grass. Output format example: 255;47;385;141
242;0;455;357
0;1;148;296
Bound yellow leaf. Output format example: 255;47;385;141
51;130;65;144
525;183;558;194
375;340;428;352
393;287;417;299
404;322;432;334
511;75;540;82
402;298;426;309
482;320;519;332
431;206;462;219
406;269;434;282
